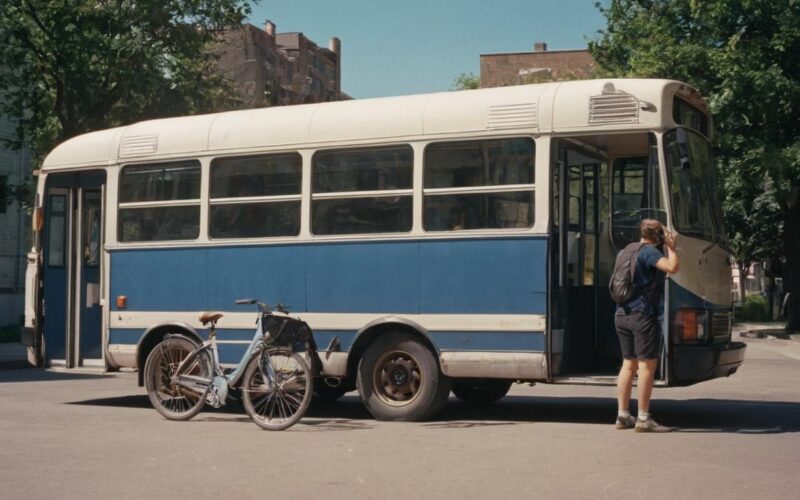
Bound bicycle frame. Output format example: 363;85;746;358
171;313;269;395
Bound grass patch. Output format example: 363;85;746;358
0;325;21;344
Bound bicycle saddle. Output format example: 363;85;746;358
199;312;224;325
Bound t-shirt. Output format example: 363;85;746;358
617;244;664;316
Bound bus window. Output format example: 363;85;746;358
47;195;67;267
209;153;301;238
118;160;201;242
423;137;535;231
611;157;646;247
312;145;413;235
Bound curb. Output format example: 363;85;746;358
740;330;800;341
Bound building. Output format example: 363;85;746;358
212;21;344;107
0;115;31;327
480;42;596;88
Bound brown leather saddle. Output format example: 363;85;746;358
199;312;224;326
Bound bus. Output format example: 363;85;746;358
22;78;746;421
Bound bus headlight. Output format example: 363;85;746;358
673;308;708;343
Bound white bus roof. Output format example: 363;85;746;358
42;78;703;170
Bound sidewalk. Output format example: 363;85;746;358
0;342;31;370
734;321;799;341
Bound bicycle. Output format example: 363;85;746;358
143;299;318;430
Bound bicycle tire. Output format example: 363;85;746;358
144;336;212;421
242;348;312;430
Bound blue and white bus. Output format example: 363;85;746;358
23;79;745;420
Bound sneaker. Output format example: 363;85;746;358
615;415;636;429
634;417;671;433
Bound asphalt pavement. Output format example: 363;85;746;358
1;329;799;499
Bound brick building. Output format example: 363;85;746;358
212;21;345;107
480;42;596;87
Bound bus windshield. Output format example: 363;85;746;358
663;128;726;244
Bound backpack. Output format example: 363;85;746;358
609;242;645;305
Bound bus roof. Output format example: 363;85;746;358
41;78;703;170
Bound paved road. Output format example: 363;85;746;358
1;334;799;500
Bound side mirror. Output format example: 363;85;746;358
675;127;692;170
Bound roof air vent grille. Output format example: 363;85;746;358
589;86;639;125
487;103;537;130
120;134;159;157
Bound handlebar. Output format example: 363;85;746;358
234;298;291;314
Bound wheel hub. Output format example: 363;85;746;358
375;352;422;406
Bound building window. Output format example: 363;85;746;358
118;160;201;242
312;145;413;235
423;138;535;231
209;153;302;239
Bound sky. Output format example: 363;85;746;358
248;1;608;99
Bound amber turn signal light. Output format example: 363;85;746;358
116;295;127;309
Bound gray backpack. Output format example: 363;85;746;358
609;242;645;305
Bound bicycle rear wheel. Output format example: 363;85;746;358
242;348;312;430
144;337;212;421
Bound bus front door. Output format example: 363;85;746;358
551;141;604;376
41;172;105;368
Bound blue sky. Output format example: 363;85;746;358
249;1;608;98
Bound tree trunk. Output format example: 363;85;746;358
784;198;800;333
738;262;748;310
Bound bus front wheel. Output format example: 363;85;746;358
357;332;450;421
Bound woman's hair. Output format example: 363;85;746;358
640;219;665;244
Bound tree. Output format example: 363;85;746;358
590;0;800;331
452;72;480;90
0;0;252;161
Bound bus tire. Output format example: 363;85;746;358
357;332;450;421
313;380;348;403
451;378;512;406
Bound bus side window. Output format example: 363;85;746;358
311;145;413;235
118;160;201;243
209;153;302;239
423;137;535;231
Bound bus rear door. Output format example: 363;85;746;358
39;171;106;368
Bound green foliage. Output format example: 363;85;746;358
0;0;252;160
590;0;800;274
738;294;769;322
452;72;480;90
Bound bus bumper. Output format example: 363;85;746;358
670;341;746;386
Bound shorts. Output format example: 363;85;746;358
614;310;660;360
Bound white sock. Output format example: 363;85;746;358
618;410;631;418
638;411;650;421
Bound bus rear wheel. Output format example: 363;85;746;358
357;332;450;421
451;378;512;406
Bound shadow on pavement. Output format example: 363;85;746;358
0;367;110;383
427;395;800;434
64;392;800;434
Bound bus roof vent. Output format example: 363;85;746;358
487;103;537;130
119;134;159;157
589;85;639;125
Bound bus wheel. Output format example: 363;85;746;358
451;378;512;406
313;380;348;403
357;332;450;421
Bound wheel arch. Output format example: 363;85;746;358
136;322;203;386
345;317;439;383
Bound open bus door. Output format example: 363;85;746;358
34;171;106;368
550;134;668;383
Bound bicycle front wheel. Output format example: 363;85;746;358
144;337;212;421
242;348;312;430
